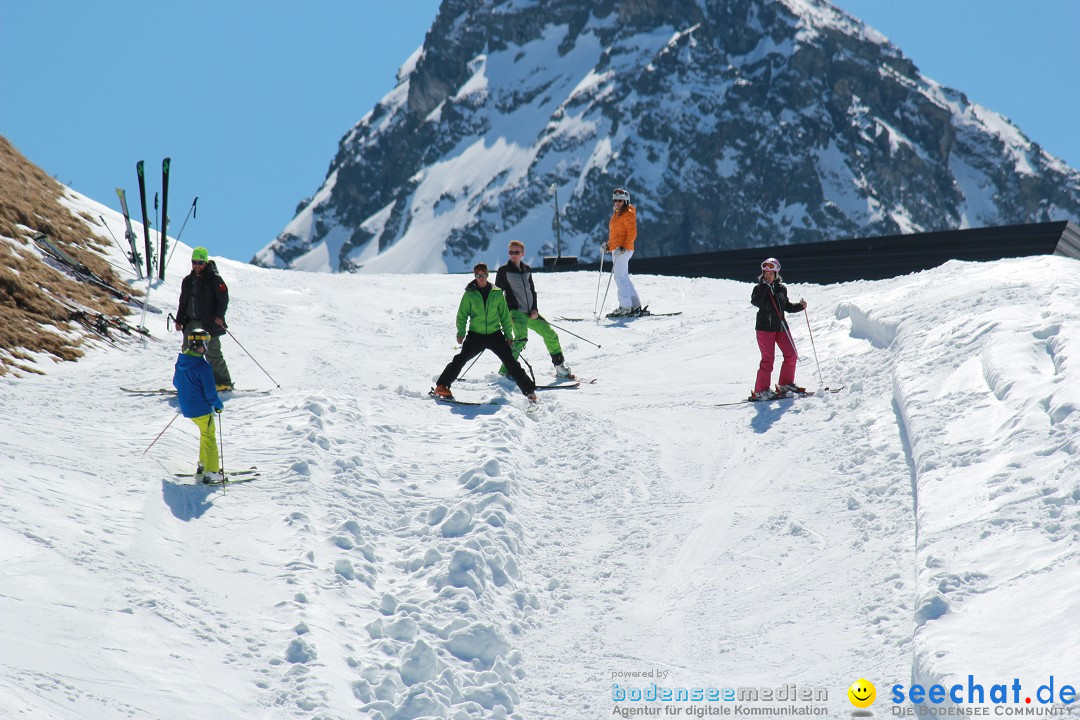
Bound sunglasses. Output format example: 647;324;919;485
191;260;207;266
508;250;523;255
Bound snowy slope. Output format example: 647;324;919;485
3;192;1080;718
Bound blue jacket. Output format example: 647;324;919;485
173;351;223;418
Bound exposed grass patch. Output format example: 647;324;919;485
0;135;139;377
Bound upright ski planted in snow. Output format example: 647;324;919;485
136;161;153;277
116;188;143;279
159;157;170;280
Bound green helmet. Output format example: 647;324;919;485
191;247;209;263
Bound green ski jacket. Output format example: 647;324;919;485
456;281;513;338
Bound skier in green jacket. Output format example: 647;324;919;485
434;263;537;402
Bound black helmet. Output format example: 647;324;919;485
187;327;211;350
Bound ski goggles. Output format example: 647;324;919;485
761;258;780;271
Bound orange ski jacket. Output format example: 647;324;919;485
607;204;637;252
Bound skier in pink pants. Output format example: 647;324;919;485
750;258;807;401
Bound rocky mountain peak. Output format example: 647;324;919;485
254;0;1080;273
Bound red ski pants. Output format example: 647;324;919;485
755;330;798;392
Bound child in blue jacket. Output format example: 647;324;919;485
172;328;225;482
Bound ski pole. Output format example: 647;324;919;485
164;197;198;273
143;411;181;454
593;250;608;315
539;316;601;348
226;329;282;388
458;336;524;381
457;352;484;381
518;351;536;385
99;215;139;274
766;286;799;357
137;272;152;345
217;411;226;492
803;309;825;388
154;192;159;264
597;267;614;320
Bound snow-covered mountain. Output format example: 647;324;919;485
4;188;1080;718
254;0;1080;274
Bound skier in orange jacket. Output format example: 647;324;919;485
602;187;643;317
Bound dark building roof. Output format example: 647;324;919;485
544;221;1080;284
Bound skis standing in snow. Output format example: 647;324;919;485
172;328;225;483
159;157;170;281
174;247;234;391
136;160;154;278
433;264;537;403
115;188;144;279
494;240;574;379
750;257;807;401
603;187;643;318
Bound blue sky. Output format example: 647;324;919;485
2;1;1077;266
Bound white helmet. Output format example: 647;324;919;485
612;188;630;202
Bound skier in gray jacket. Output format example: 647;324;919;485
494;240;573;379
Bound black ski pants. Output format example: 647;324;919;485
437;331;536;395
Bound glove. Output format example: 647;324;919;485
601;242;609;252
214;404;223;414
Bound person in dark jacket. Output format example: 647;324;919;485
433;263;537;403
495;240;573;379
172;328;225;483
750;257;807;400
174;246;233;390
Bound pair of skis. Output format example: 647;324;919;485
174;467;260;486
555;310;682;322
116;158;170;280
61;300;155;343
429;380;582;406
715;386;845;407
33;232;133;302
122;387;271;397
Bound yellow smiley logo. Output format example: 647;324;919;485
848;679;876;708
